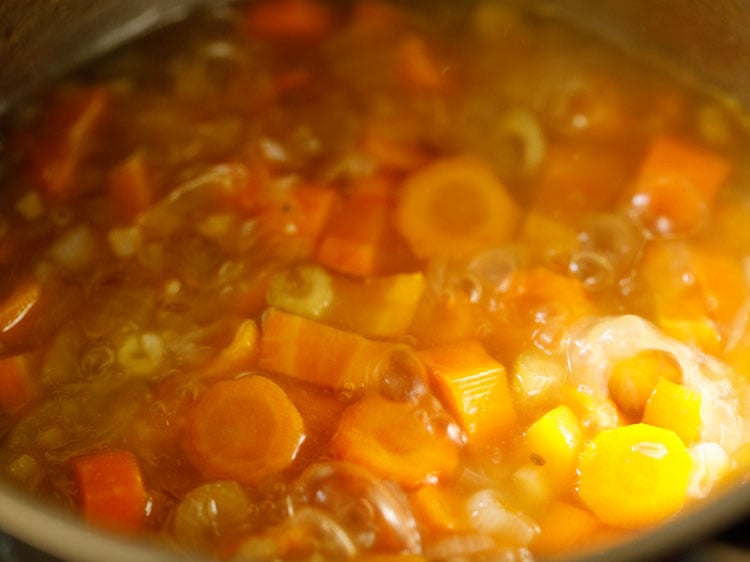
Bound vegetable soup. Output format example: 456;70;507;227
0;0;749;560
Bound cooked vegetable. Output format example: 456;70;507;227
107;152;154;223
184;376;305;484
643;378;702;445
0;355;34;415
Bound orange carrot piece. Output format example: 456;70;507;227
244;0;335;43
361;126;430;173
397;36;444;91
395;156;520;259
259;308;391;391
316;175;392;276
0;278;42;349
184;376;305;484
531;501;601;556
29;88;109;198
330;394;459;488
200;319;260;380
629;135;730;236
73;450;146;533
418;341;516;446
275;183;338;248
0;354;34;415
107;152;154;222
524;405;584;489
642;378;702;445
410;484;468;535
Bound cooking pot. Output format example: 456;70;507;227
0;1;749;561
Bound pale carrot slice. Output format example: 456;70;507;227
184;376;305;484
418;341;516;447
577;423;692;529
73;450;146;533
330;394;459;488
395;156;520;259
524;405;583;488
643;378;702;445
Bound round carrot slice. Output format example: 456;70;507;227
395;156;520;259
577;423;692;529
184;376;305;485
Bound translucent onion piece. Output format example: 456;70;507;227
423;534;496;561
47;224;98;271
108;226;142;258
688;442;731;499
566;315;746;452
466;490;539;547
267;265;334;319
375;345;428;403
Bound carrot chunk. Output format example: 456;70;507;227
531;501;602;556
361;126;430;173
330;394;459;488
418;341;516;446
244;0;335;43
184;376;305;485
0;354;34;415
629;135;730;236
410;484;468;536
643;378;702;445
524;405;584;489
263;183;338;252
28;88;109;198
395;156;520;259
397;36;444;91
316;175;392;276
73;450;147;533
107;152;154;222
577;423;692;529
608;349;682;420
259;308;391;391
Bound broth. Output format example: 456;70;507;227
0;1;749;560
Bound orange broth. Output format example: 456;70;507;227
0;0;749;560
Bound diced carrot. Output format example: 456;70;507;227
410;484;468;536
396;36;445;91
244;0;335;43
418;341;516;447
184;376;305;484
266;264;334;320
316;175;392;276
28;88;109;198
524;405;584;489
643;378;702;445
264;183;338;252
395;156;520;259
200;319;260;380
361;126;430;173
577;423;692;529
330;394;459;488
0;354;34;415
531;501;601;556
73;449;147;533
0;278;42;349
608;349;683;420
628;135;730;236
107;152;154;222
258;308;391;391
409;290;481;347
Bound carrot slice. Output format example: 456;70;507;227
629;135;730;236
395;156;520;259
73;450;146;533
28;88;109;198
418;341;516;447
397;36;444;91
107;152;154;222
642;378;702;445
531;501;602;556
0;354;34;415
316;175;392;276
330;394;459;487
0;278;42;349
410;484;468;535
244;0;335;43
524;405;583;489
577;423;692;529
184;376;305;485
258;308;391;391
200;319;260;380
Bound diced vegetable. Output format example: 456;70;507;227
643;378;702;444
244;0;335;43
531;501;602;556
330;394;459;488
73;450;146;533
418;341;516;447
0;354;34;415
0;278;42;349
410;485;468;535
266;264;334;320
200;319;260;379
524;405;583;488
629;135;730;236
397;36;444;91
361;126;429;173
577;423;692;529
184;376;305;484
395;156;520;259
107;152;154;222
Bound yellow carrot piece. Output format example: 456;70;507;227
418;340;515;446
577;423;692;529
608;349;682;420
524;405;583;488
531;501;601;556
259;308;391;391
410;484;467;535
395;156;520;259
643;378;702;445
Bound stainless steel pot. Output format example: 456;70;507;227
0;1;748;561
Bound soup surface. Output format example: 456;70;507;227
0;0;749;560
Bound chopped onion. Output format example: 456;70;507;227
47;224;98;271
108;226;142;257
117;332;164;377
688;442;731;499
